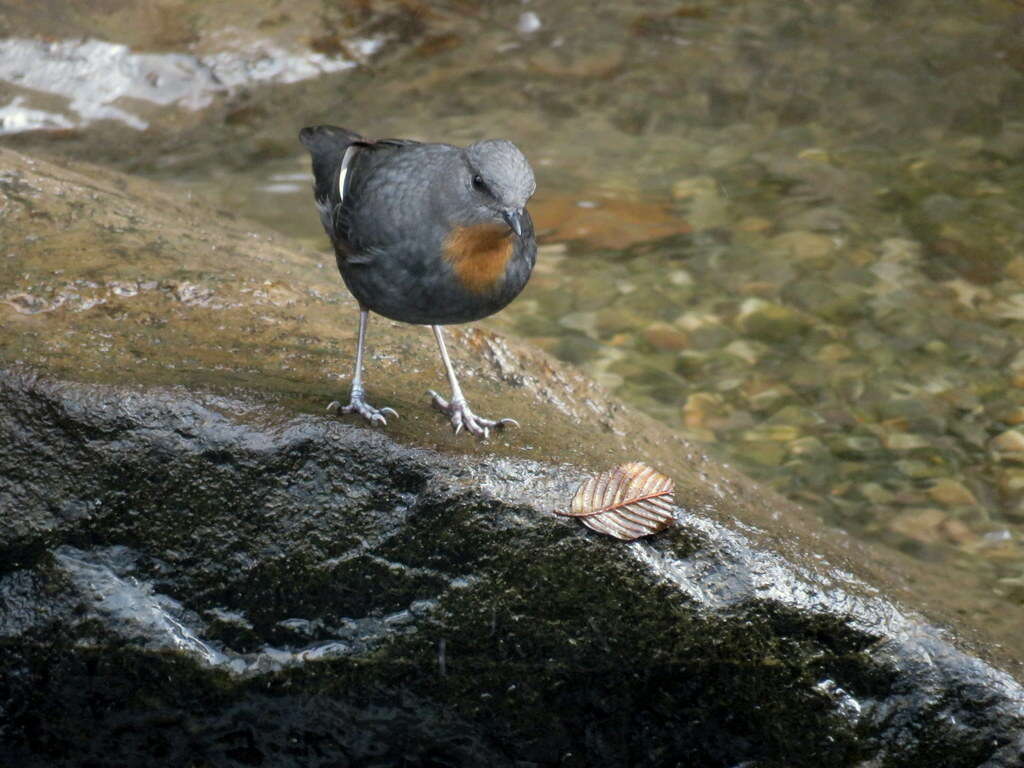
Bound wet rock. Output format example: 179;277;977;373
770;231;837;263
675;310;734;349
897;459;949;479
1006;257;1024;284
765;405;827;429
986;294;1024;322
736;216;774;233
571;274;620;311
742;424;803;443
723;339;766;365
744;381;796;412
0;31;382;135
1000;406;1024;427
530;278;574;322
733;439;788;467
681;391;728;430
674;349;711;377
667;268;695;286
557;310;598;337
871;238;924;288
2;149;1024;767
992;429;1024;454
641;322;690;352
883;432;934;451
671;176;729;230
928;478;980;508
595;305;649;338
999;470;1024;495
828;435;883;458
888;508;973;546
736;298;809;342
978;531;1021;561
530;195;691;249
859;482;896;505
788;436;830;458
942;518;981;547
815;342;854;363
552;333;603;365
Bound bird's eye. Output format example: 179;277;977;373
472;174;488;193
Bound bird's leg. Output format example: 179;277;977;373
427;325;518;439
327;308;398;426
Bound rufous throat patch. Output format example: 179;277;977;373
443;223;514;294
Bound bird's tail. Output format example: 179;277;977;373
298;125;363;207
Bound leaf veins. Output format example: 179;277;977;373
557;462;676;540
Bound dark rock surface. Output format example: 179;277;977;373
3;370;1023;768
2;148;1023;766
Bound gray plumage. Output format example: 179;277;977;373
299;124;537;438
299;126;537;325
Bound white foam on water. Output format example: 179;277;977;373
0;36;384;133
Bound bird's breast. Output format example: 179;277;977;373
442;223;515;295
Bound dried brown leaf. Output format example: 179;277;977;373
557;462;675;540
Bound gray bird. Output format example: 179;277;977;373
299;125;537;438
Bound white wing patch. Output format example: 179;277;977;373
337;145;358;203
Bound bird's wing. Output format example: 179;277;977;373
372;138;423;149
334;141;453;261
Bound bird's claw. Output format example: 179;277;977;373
327;395;398;427
428;390;518;439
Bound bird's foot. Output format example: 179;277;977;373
428;390;518;439
327;391;398;427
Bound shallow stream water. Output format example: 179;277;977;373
4;0;1024;626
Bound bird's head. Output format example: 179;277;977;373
461;139;536;237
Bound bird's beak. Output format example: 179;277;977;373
502;208;524;237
